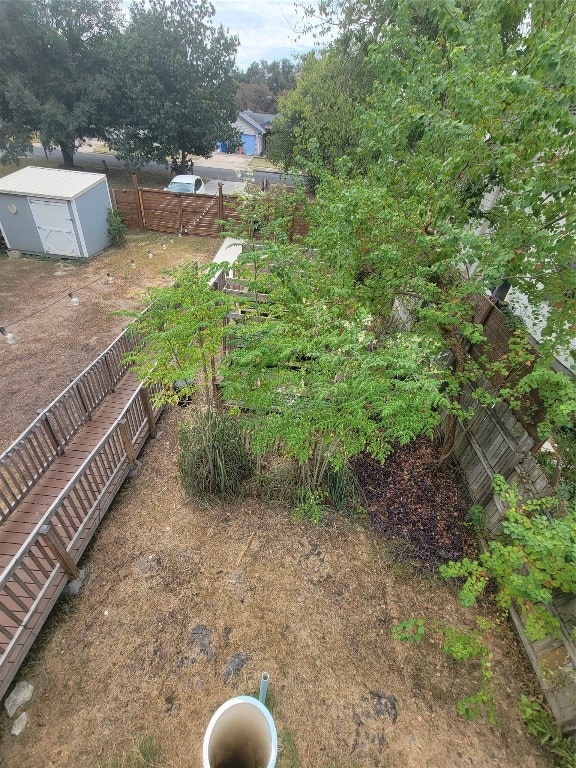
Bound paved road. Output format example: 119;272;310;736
28;146;295;186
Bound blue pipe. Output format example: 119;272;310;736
259;672;269;704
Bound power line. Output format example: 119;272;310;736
1;237;178;332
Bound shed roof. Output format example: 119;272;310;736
0;167;106;200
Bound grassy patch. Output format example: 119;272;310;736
248;156;281;172
100;735;163;768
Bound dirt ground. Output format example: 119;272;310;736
0;404;553;768
0;235;220;452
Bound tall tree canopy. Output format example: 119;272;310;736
0;0;122;167
236;59;298;112
302;0;576;454
106;0;238;171
266;47;373;173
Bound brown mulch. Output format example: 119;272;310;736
352;437;475;569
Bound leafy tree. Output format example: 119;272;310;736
297;0;576;458
122;262;231;409
219;190;446;510
236;82;276;113
236;59;298;112
107;0;239;172
266;47;373;173
0;0;122;167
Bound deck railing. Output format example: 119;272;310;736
0;330;137;523
0;381;162;697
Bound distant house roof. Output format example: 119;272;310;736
0;167;105;199
238;111;277;134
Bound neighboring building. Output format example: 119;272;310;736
219;111;277;156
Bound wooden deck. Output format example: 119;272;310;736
0;330;162;701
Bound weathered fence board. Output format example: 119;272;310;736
452;377;575;734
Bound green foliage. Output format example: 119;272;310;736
519;696;576;768
292;489;326;525
322;462;362;513
107;207;127;247
0;0;123;166
236;58;297;113
555;427;576;501
106;0;238;169
267;48;374;173
392;617;496;723
440;477;576;640
391;617;426;643
121;262;230;408
178;410;253;497
285;0;576;452
221;195;447;499
466;504;486;534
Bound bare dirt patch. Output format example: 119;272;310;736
0;234;219;451
0;408;553;768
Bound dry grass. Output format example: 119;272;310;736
0;233;219;451
0;406;553;768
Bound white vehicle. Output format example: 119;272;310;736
165;175;205;194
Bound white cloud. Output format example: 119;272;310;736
121;0;326;69
212;0;323;68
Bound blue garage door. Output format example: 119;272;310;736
242;134;256;155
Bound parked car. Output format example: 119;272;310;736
165;175;205;194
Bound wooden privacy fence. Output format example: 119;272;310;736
112;183;237;236
111;180;308;239
451;377;575;734
0;332;135;523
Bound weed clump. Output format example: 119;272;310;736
178;410;253;497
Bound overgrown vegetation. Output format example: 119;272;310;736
107;207;128;247
440;477;576;641
392;616;496;724
178;410;253;497
519;696;576;768
122;262;230;408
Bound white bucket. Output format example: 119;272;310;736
202;695;278;768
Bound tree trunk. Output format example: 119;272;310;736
60;142;75;168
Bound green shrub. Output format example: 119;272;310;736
392;617;496;724
519;696;575;768
439;476;576;640
323;463;362;513
178;410;253;497
107;207;128;246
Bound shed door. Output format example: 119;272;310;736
29;198;80;257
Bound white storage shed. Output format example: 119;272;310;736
0;167;112;259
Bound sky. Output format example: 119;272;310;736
211;0;322;69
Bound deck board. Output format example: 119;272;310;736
0;370;156;698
